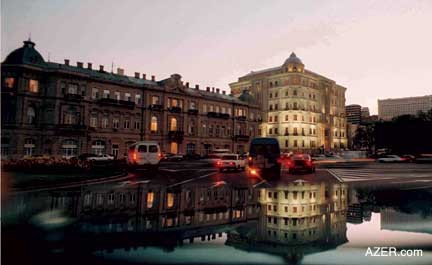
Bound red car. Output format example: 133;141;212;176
284;154;315;174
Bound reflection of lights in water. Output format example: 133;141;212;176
30;210;73;229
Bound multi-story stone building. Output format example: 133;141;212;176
230;52;347;151
1;39;260;159
378;95;432;120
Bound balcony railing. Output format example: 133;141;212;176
168;106;182;113
168;130;184;143
97;98;135;109
148;104;163;111
235;116;247;121
187;109;199;115
207;112;230;119
56;123;87;136
64;93;83;100
233;135;250;142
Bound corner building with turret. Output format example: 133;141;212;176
230;53;347;152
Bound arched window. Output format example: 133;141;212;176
24;138;36;156
62;139;78;158
169;117;177;131
27;107;36;124
150;116;158;132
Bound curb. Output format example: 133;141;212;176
10;171;130;194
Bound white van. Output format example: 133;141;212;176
127;141;161;170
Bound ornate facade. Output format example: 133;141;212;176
230;53;348;151
1;40;260;159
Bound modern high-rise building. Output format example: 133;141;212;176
230;53;347;151
361;107;370;119
378;95;432;120
345;104;362;124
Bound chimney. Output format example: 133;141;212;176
222;91;226;95
99;65;104;72
216;88;220;94
64;59;70;66
151;75;155;81
87;62;92;69
134;72;140;78
186;82;189;88
77;61;83;68
117;68;124;75
142;73;146;80
195;84;199;90
206;87;210;92
212;87;215;93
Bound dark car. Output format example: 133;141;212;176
285;154;315;174
248;137;281;179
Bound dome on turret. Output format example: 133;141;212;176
283;52;304;73
3;39;46;66
284;52;303;65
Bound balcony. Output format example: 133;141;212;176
148;104;163;111
56;123;87;136
187;109;199;115
234;135;250;142
168;130;184;143
235;116;247;121
64;93;83;101
97;98;135;109
168;106;182;113
207;112;230;119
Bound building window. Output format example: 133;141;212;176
103;90;110;99
125;93;131;101
169;117;177;131
294;140;298;147
29;79;39;93
4;77;15;88
90;114;98;127
134;120;140;130
68;84;78;94
102;116;109;128
150;116;158;132
151;95;160;105
114;91;121;100
92;88;99;99
61;139;78;158
274;128;278;134
1;138;10;157
24;138;36;156
113;118;119;128
167;193;174;208
147;191;154;208
91;140;106;155
189;101;196;110
285;115;289;121
124;119;130;129
27;107;36;124
293;114;297;121
269;128;273;134
112;144;119;158
135;94;141;105
274;116;278;122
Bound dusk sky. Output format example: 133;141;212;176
2;0;432;114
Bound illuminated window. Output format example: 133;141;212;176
135;94;141;105
150;116;158;132
29;79;39;93
24;138;35;156
103;90;110;98
169;117;177;131
125;93;131;101
167;193;174;208
92;88;99;99
90;114;98;127
147;191;154;208
68;84;78;94
4;77;15;88
151;95;160;105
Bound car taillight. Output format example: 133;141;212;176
230;162;235;165
250;168;258;175
216;160;222;167
133;151;137;161
248;156;252;161
158;153;162;159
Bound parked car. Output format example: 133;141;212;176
216;154;246;172
377;155;404;163
78;153;98;161
87;154;115;161
247;137;281;179
184;153;201;160
415;154;432;163
127;141;162;170
285;154;315;173
167;154;184;161
401;155;415;162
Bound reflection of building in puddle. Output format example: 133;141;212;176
381;208;432;234
227;179;348;262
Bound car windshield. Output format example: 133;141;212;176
222;155;237;160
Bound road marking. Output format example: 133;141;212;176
253;180;267;187
327;169;344;182
168;171;218;187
